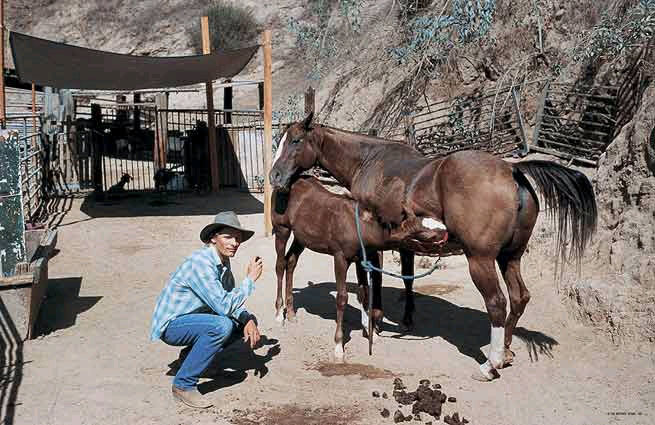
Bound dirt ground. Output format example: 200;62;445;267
7;189;655;425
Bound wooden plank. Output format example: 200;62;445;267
0;0;5;128
539;129;608;147
546;89;617;101
539;123;610;138
512;88;530;155
541;113;614;128
533;80;549;147
202;15;220;192
529;145;598;166
540;138;603;155
304;86;315;115
154;93;168;170
263;30;273;236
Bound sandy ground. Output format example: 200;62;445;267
4;189;654;425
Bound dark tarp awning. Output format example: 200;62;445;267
9;31;259;90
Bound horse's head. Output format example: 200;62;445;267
269;112;319;192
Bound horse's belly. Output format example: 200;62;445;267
291;229;333;256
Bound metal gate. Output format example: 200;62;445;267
73;102;160;192
160;109;274;192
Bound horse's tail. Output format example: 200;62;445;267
513;160;598;274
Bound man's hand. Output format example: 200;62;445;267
243;319;261;349
246;256;263;282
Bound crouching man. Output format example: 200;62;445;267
149;211;264;409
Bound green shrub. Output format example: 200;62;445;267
187;1;260;53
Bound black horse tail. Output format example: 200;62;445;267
513;160;598;274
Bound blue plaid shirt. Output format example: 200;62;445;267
150;246;255;341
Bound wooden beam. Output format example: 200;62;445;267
304;86;315;115
155;93;168;170
32;84;37;134
263;30;273;236
0;0;5;129
224;79;233;124
512;88;530;156
528;145;598;166
202;15;220;192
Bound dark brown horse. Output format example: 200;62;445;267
270;113;598;381
271;175;447;360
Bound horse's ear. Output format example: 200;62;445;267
303;111;314;131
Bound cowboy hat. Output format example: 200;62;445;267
200;211;255;243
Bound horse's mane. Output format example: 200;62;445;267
319;125;415;149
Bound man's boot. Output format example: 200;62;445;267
172;385;213;409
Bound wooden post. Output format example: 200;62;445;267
155;93;168;170
263;30;273;236
0;0;6;129
533;81;550;148
32;84;37;134
202;15;220;192
258;82;264;110
133;93;141;130
404;113;416;147
512;88;530;156
224;79;233;124
304;86;315;116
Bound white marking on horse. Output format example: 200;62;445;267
422;217;447;231
334;343;345;361
479;360;495;380
488;326;505;369
358;300;369;329
272;132;288;167
275;310;285;323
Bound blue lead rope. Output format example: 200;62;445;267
354;203;442;281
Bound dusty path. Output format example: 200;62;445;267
7;190;654;425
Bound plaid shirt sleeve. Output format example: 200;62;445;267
186;252;255;321
149;248;255;341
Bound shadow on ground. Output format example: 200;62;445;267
166;336;281;395
0;297;24;425
34;277;102;337
293;281;558;365
79;188;263;218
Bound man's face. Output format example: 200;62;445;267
211;227;242;258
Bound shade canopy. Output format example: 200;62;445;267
10;31;259;90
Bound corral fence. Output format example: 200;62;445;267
386;42;653;166
531;81;618;165
159;109;283;193
385;81;539;159
64;101;278;194
73;102;159;192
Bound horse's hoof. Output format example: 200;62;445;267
502;348;515;368
471;361;500;382
362;328;381;341
470;371;494;382
372;308;384;322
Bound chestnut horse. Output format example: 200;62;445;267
269;113;598;381
272;175;447;360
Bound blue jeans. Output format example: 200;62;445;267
161;313;237;390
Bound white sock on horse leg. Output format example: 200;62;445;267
489;326;505;369
334;343;344;360
479;360;495;380
358;301;369;329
